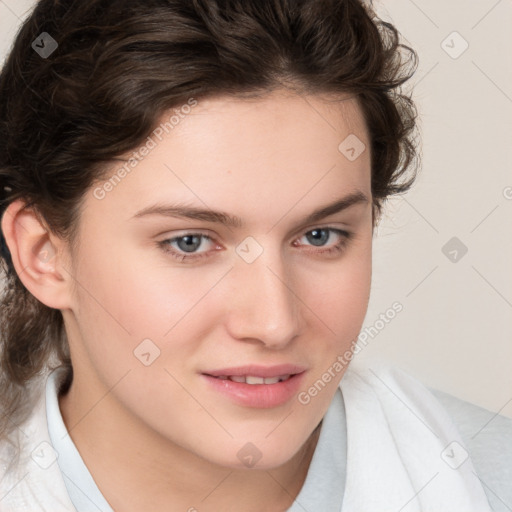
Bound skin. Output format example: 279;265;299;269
2;89;374;511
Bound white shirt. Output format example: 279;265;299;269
1;360;511;511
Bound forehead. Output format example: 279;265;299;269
169;90;368;148
86;91;371;229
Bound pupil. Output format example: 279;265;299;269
307;229;328;246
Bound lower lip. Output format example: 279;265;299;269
201;372;306;408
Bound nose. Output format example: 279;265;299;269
225;245;302;349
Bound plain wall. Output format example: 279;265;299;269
0;0;511;418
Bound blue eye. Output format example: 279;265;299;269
293;228;352;257
171;234;207;253
158;228;352;263
159;233;215;262
301;228;343;247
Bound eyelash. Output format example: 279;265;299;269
158;228;353;263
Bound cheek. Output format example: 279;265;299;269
70;239;221;371
304;236;372;340
295;243;372;410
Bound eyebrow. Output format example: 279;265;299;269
131;190;369;229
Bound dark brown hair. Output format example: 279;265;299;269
0;0;419;454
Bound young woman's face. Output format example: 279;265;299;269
64;90;373;470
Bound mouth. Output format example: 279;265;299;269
201;364;307;408
208;374;293;384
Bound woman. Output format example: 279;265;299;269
0;0;509;510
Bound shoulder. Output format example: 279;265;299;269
343;360;512;511
428;386;512;512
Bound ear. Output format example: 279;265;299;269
1;199;73;310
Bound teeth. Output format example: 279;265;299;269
216;374;291;384
262;376;281;384
245;376;265;385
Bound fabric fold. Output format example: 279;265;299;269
339;360;493;512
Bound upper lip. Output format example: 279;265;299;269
203;364;307;378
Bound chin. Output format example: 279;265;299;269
197;435;308;472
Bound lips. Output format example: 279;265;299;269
201;364;307;408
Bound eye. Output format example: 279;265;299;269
158;233;218;262
293;228;352;256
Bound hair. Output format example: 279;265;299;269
0;0;420;460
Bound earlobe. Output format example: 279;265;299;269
1;199;71;309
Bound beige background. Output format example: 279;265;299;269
1;0;511;418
